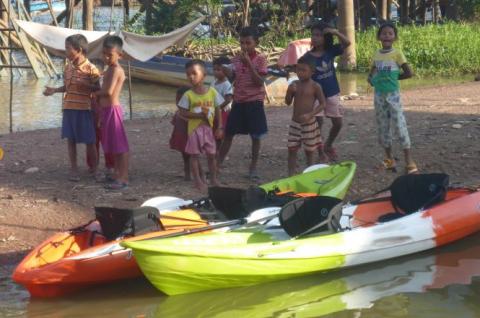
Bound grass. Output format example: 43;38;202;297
356;22;480;75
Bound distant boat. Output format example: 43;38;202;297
123;55;290;102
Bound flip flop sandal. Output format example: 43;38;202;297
406;163;419;175
104;180;128;190
382;159;397;173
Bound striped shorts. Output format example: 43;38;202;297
287;118;322;152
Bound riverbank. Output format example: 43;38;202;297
1;81;479;264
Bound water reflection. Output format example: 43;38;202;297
15;232;480;318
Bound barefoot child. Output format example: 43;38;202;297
285;56;326;176
302;22;350;162
43;34;99;182
169;86;192;180
218;27;268;181
93;35;130;190
178;60;224;192
368;23;418;174
212;56;233;151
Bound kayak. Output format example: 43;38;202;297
260;161;355;198
155;232;480;318
12;161;355;298
12;208;207;298
123;186;480;295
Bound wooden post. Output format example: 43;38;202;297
83;0;94;30
145;0;152;34
123;0;129;26
409;0;416;21
127;60;132;120
337;0;356;70
433;0;441;23
387;0;392;20
242;0;250;27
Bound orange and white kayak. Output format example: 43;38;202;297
12;208;207;298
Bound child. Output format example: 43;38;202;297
302;22;351;162
218;27;268;181
169;86;192;180
93;35;130;190
87;97;115;180
43;34;99;182
368;23;418;174
285;56;326;176
178;59;224;192
212;56;233;151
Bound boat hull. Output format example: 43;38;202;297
12;209;206;298
124;189;480;295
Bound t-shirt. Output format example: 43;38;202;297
63;59;100;110
304;44;343;98
212;80;233;111
371;48;407;93
178;87;224;135
231;51;268;103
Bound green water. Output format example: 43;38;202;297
2;232;480;317
0;73;473;134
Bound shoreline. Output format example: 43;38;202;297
1;81;479;264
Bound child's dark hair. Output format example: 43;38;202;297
239;26;260;43
65;34;88;54
310;22;334;51
185;59;206;73
297;55;316;71
103;35;123;51
213;56;231;67
377;22;398;39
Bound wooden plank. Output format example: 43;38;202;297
0;0;45;78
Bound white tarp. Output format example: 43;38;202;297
15;16;205;61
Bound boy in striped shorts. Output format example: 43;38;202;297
285;56;326;176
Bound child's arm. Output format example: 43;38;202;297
241;52;266;86
178;108;208;121
367;65;377;86
324;27;351;49
312;84;326;116
214;106;224;139
399;63;414;80
218;94;233;110
43;85;65;96
285;82;297;106
93;67;124;98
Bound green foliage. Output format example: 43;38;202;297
356;22;480;75
456;0;480;20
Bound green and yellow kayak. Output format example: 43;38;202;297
122;161;357;295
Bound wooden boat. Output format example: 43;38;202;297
122;55;290;102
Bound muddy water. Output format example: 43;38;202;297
0;73;472;134
2;232;480;317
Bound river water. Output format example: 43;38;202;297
2;232;480;317
0;72;472;134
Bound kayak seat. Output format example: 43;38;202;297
279;196;343;237
389;173;449;215
95;206;163;241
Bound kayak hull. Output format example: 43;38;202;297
124;188;480;295
12;210;206;298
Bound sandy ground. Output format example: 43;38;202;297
1;81;479;265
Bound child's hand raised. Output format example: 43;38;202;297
43;86;56;96
323;27;339;36
239;51;252;65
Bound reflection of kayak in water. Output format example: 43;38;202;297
154;233;480;318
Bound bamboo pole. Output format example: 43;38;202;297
242;0;250;27
83;0;94;30
46;0;59;25
337;0;356;70
127;60;132;120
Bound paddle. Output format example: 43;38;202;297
143;206;282;241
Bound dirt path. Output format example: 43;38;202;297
1;81;479;264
